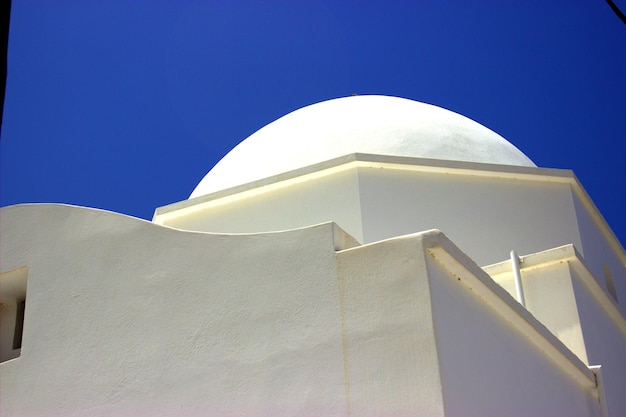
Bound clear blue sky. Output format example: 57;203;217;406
2;1;626;249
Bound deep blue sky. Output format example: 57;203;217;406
2;1;626;248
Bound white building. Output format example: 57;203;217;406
1;95;624;416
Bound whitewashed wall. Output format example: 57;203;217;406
493;260;589;363
1;205;613;416
162;163;590;267
571;194;625;314
1;205;351;416
336;231;602;416
426;257;600;417
336;235;446;415
356;166;582;265
162;168;364;242
571;268;626;416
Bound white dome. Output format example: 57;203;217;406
190;95;535;198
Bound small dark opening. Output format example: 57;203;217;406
604;265;618;303
12;299;25;350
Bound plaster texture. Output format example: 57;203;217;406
336;230;602;417
335;234;446;415
3;95;625;416
167;165;365;242
1;205;609;416
485;245;626;415
427;257;600;417
572;193;626;316
571;269;626;416
355;165;579;265
190;95;535;198
159;155;625;271
1;205;351;416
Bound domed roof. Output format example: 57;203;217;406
190;95;535;198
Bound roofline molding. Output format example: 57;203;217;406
153;153;626;266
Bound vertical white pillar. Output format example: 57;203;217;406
510;250;526;307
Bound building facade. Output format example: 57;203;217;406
1;96;624;416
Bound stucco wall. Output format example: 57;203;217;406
1;205;350;416
426;255;601;417
336;236;446;416
2;204;617;416
161;168;364;242
491;261;589;363
357;167;582;266
335;231;603;417
571;193;625;315
572;266;626;416
160;163;587;269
